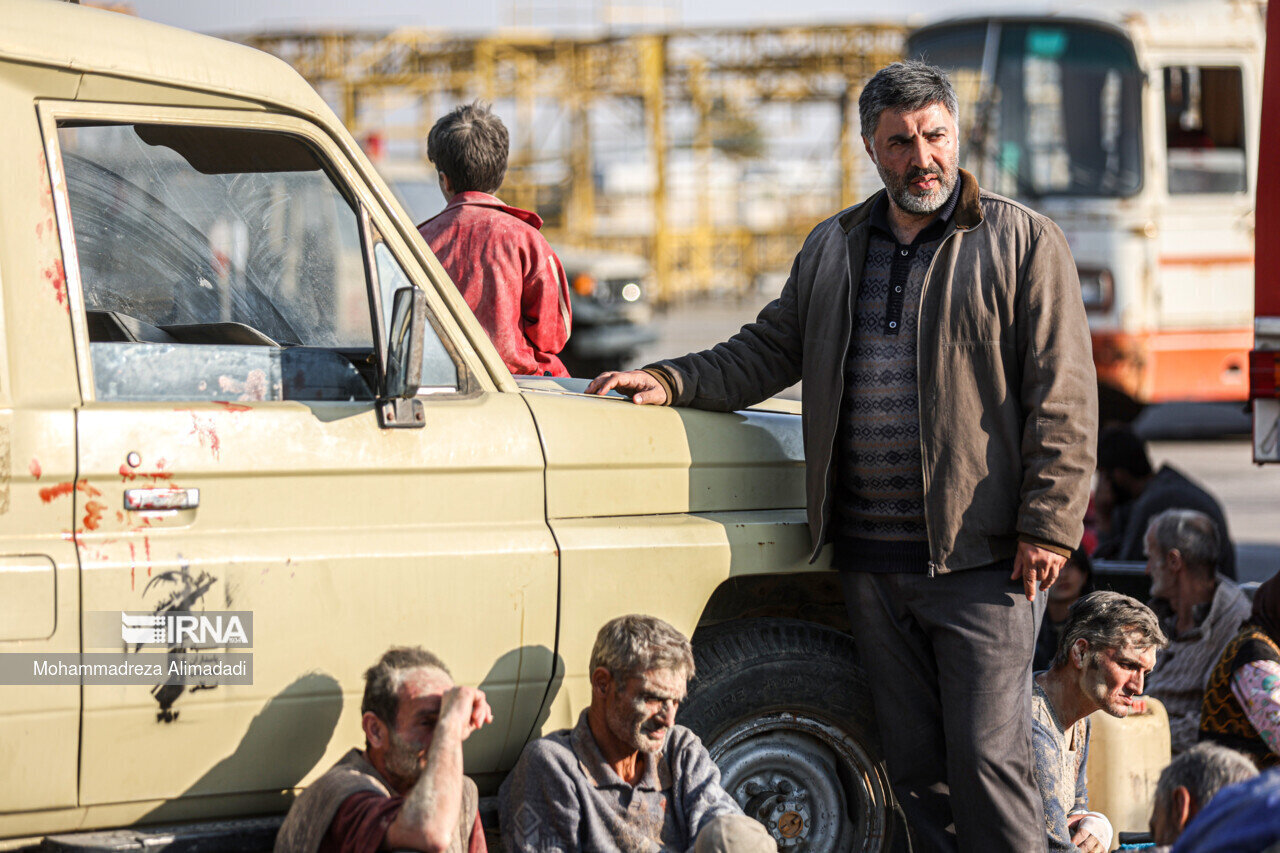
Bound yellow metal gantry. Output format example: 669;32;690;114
244;23;907;301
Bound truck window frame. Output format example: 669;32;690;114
37;100;482;405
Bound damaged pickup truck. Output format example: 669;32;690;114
0;3;891;851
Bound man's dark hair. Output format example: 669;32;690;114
858;60;959;139
1097;425;1153;477
1054;590;1168;669
361;645;451;727
426;101;509;194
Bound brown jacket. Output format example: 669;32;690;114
648;170;1097;572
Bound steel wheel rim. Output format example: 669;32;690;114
707;710;888;852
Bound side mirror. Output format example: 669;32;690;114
384;286;427;399
379;286;427;429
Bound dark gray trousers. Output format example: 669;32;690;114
841;568;1048;853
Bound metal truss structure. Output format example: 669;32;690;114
243;23;907;300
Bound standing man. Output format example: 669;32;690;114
419;101;572;377
1032;591;1168;853
587;61;1097;851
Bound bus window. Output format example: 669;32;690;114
1164;66;1247;194
908;20;1143;200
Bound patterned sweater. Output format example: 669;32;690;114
834;190;956;572
1032;680;1092;852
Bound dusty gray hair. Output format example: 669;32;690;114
859;60;959;139
1147;508;1221;578
590;614;694;684
1154;742;1258;812
361;645;451;726
1054;590;1168;669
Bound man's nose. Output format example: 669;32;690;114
909;135;931;167
658;700;677;724
1132;670;1146;695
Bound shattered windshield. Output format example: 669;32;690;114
59;123;371;348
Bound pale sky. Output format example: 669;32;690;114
126;0;1166;36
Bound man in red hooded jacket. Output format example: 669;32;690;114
418;102;572;377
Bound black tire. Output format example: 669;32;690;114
681;619;902;853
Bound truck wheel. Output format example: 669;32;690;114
681;619;898;853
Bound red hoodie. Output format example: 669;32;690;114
419;192;572;377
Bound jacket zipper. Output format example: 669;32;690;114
915;218;982;576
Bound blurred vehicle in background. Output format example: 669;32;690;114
552;246;657;376
377;160;656;377
909;1;1264;421
1253;0;1280;462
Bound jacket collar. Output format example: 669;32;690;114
423;191;544;229
570;709;673;792
838;168;982;234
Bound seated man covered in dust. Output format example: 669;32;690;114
275;646;492;853
500;614;776;852
1032;590;1168;853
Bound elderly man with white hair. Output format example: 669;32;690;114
499;614;776;852
1148;742;1258;851
1142;508;1252;754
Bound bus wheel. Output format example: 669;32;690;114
681;619;902;853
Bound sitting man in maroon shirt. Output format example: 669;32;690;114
275;646;492;853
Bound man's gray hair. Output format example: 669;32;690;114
590;614;695;683
361;645;451;726
859;60;959;139
1147;508;1220;578
1054;590;1169;669
1154;742;1258;811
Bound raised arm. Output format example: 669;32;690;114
385;686;491;852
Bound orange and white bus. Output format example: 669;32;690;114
908;2;1264;419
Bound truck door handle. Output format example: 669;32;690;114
124;488;200;511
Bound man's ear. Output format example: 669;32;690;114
1071;638;1090;669
362;711;389;751
862;134;876;163
1166;549;1185;575
590;666;614;697
1173;785;1195;831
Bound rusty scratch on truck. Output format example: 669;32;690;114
188;413;220;460
40;478;101;504
44;260;67;308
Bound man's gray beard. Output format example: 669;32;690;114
877;160;958;215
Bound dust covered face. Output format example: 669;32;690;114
605;667;687;754
1080;640;1156;718
381;666;453;791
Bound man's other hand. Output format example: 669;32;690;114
1010;541;1066;602
585;370;669;405
1069;820;1106;853
439;685;493;740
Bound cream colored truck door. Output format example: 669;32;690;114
0;68;82;828
46;105;557;819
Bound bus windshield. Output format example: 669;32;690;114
908;20;1143;199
